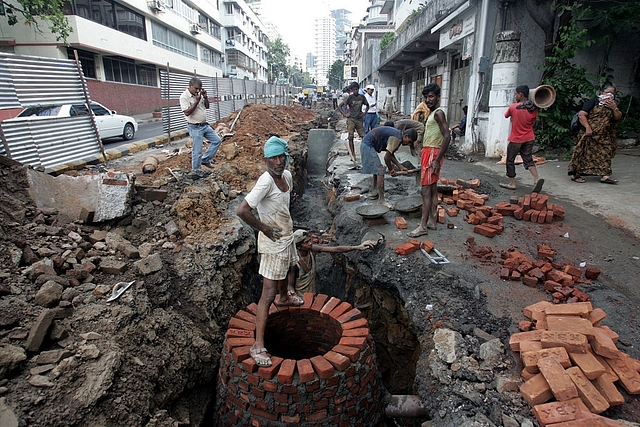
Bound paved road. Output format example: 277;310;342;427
473;148;640;238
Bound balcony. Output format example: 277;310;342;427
379;0;466;71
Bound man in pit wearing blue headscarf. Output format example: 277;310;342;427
236;136;303;367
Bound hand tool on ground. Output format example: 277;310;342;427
107;281;135;302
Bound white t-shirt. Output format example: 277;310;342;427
364;92;377;113
179;88;206;124
244;170;294;254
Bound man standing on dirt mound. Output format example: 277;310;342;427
235;136;303;368
338;82;369;164
408;84;450;238
180;77;222;175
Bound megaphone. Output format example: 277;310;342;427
529;85;556;108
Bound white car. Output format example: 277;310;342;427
15;101;138;140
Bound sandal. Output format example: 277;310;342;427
571;176;586;183
250;345;272;367
274;290;304;307
532;179;544;194
600;177;618;184
499;183;516;190
407;227;429;238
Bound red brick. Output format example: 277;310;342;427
258;356;283;379
523;209;533;221
524;301;553;319
597;325;619;343
421;239;435;253
248;406;279;421
510;270;522;281
509;330;543;352
296;359;315;383
342;317;368;330
338;336;367;349
522;275;539;287
474;224;498;237
544;302;592;316
545;210;554;223
565;366;609;413
323;351;351;371
586;308;607;326
309;355;335;380
563;264;582;278
336;308;362;324
395;242;419;255
231;345;251;363
520;372;553;406
408;239;421;248
228;317;256;331
329;302;352;320
226;337;255;349
537;210;547;223
514;206;524;220
537;357;579;401
568;351;606;380
319;297;341;317
584;268;601;280
588;328;620;359
520;340;543;353
541;330;590;354
592;373;625;406
394;216;407;229
332;344;360;362
534;194;549;210
342;327;368;337
446;207;459;217
604;355;640;394
500;267;510;280
437;206;446;224
546;315;595;336
226;328;254;339
343;194;360;202
532;398;590;426
522;347;571;374
544;280;562;293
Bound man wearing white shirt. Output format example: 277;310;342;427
363;84;378;133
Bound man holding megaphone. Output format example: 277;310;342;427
499;85;544;193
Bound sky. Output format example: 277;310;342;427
259;0;371;59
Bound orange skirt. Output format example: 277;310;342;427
421;147;443;186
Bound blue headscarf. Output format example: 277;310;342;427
263;136;289;164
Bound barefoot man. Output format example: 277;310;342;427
236;136;303;367
408;84;450;238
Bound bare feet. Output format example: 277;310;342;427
407;226;429;238
426;218;437;230
379;201;393;210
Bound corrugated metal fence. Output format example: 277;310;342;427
0;52;104;171
0;52;293;172
159;68;291;135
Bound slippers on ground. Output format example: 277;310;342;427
571;176;586;183
407;228;429;238
499;183;516;190
368;193;379;200
249;345;272;367
274;290;304;307
532;179;545;193
600;177;618;184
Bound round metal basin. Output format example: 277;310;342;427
394;195;423;213
355;204;390;219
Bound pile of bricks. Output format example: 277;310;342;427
510;301;640;426
499;248;601;304
395;238;434;256
498;193;566;223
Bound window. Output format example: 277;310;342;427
68;48;97;79
66;0;146;40
103;56;158;86
90;103;110;116
151;21;197;60
225;3;233;14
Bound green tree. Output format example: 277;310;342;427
0;0;72;43
379;32;396;51
266;38;290;83
327;59;344;90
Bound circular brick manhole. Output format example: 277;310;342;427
214;293;384;426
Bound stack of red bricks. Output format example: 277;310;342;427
499;248;601;303
510;301;640;426
501;193;566;223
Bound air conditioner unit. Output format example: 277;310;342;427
190;24;201;34
147;0;165;12
225;39;235;46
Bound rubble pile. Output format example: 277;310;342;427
510;301;640;426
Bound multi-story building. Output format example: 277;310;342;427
220;0;269;82
313;16;335;86
0;0;268;115
331;9;352;62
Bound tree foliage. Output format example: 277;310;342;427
534;1;640;149
0;0;72;43
266;38;290;83
327;59;343;90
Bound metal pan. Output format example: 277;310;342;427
355;204;390;219
394;195;423;213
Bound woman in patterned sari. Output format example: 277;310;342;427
568;85;623;184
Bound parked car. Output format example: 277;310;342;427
15;101;138;140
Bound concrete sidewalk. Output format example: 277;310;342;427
473;148;640;238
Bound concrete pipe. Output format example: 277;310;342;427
385;394;428;418
530;85;556;108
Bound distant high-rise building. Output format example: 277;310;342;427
314;16;336;86
331;9;351;61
